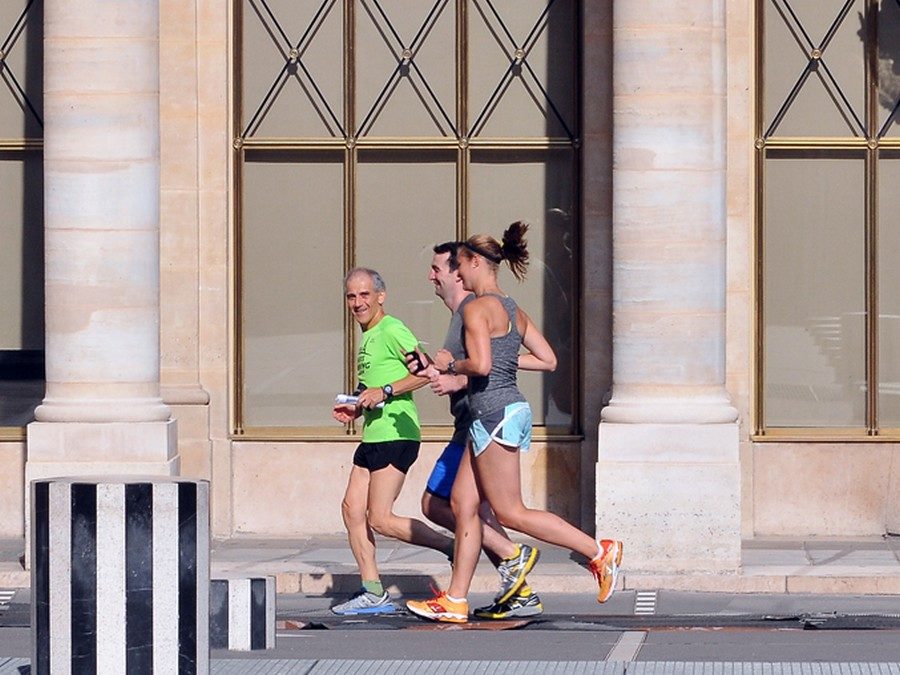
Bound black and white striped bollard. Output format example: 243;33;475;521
209;576;276;650
31;477;210;674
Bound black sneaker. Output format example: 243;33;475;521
473;585;543;619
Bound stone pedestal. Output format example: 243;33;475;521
210;576;276;651
887;449;900;535
31;477;210;674
24;422;179;568
597;422;740;571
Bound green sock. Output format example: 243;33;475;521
363;579;384;596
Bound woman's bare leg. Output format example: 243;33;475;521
447;448;483;599
476;441;597;560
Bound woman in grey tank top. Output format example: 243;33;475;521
406;222;624;624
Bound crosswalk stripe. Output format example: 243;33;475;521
634;590;657;615
606;630;647;661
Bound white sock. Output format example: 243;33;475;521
446;593;466;604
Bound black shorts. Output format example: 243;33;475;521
352;440;420;474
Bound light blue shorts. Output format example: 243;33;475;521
469;402;532;457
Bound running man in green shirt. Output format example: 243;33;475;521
330;267;454;615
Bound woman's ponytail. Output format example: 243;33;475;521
500;221;529;281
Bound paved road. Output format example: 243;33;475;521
1;589;899;667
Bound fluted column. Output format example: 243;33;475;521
26;0;178;494
597;0;740;571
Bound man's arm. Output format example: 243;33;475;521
429;371;467;396
356;371;429;409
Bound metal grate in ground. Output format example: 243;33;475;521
213;663;625;675
208;663;899;675
628;666;900;675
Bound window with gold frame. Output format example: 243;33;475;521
233;0;580;439
755;0;900;438
0;0;44;437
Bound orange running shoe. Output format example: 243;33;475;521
406;592;469;623
589;539;623;603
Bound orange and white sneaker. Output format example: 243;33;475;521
589;539;623;603
406;592;469;623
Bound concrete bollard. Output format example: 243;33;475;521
209;576;276;650
31;477;210;674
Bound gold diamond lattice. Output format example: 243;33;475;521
765;0;865;139
0;0;43;132
469;0;575;141
876;0;900;138
356;0;456;138
242;0;344;139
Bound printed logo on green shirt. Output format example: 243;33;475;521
356;316;421;442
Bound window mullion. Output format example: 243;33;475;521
866;0;877;434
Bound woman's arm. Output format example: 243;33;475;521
432;300;492;377
517;308;557;372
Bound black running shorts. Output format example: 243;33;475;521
352;440;420;474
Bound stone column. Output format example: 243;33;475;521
26;0;178;488
597;0;741;572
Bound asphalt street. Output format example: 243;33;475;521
1;589;898;665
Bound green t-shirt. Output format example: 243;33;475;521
357;314;421;442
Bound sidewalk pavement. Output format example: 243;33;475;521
1;534;899;595
208;534;900;596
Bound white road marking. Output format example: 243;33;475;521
606;630;646;662
634;590;657;615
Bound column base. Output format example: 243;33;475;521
596;421;741;573
26;419;178;466
887;447;900;535
24;420;179;568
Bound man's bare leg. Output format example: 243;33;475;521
478;501;519;563
422;492;516;566
341;465;378;581
367;465;454;557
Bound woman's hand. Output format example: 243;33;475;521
432;348;454;372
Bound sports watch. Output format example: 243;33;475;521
381;383;394;400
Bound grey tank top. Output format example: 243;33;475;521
444;294;474;446
467;294;526;420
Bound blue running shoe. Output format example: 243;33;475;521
331;589;398;615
